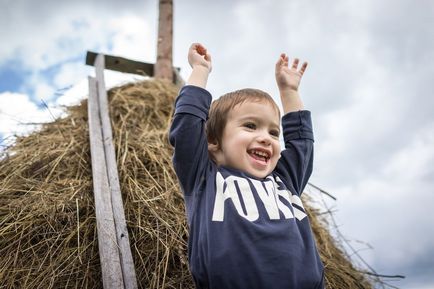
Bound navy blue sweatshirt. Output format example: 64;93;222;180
169;85;324;289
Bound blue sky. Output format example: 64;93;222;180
1;0;434;287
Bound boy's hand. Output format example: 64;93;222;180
275;53;307;92
188;43;212;72
186;43;212;88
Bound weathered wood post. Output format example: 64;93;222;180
154;0;173;81
94;55;138;289
88;55;139;289
88;76;125;289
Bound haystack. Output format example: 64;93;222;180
0;80;375;288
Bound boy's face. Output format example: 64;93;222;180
209;100;281;179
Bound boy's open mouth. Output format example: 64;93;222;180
247;149;270;163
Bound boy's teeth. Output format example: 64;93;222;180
252;150;269;158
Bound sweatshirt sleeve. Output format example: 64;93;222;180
169;85;212;196
275;110;314;196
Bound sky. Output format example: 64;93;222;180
1;0;434;287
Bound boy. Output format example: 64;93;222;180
169;43;324;289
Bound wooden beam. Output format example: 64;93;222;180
88;76;125;289
94;54;139;289
86;51;184;86
154;0;173;81
86;51;154;76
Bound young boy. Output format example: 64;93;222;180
169;43;324;289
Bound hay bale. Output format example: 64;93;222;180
0;79;374;288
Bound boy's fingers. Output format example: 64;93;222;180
276;53;286;70
205;53;212;62
197;46;206;56
292;58;299;70
300;62;308;75
191;43;208;56
191;43;201;50
275;53;308;75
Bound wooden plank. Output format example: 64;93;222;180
86;51;154;76
154;0;173;81
87;76;125;289
94;54;138;289
86;51;184;85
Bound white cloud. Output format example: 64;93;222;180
53;61;90;89
382;125;434;182
0;92;55;138
56;70;147;107
0;2;156;83
326;124;434;270
108;14;156;62
55;78;89;107
34;82;56;103
0;3;155;137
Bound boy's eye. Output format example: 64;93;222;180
243;122;256;130
270;130;280;137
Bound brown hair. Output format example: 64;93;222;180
206;88;280;147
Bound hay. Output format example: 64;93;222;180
0;79;374;288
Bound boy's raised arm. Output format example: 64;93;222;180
187;43;212;88
169;43;213;198
274;54;313;195
275;53;308;114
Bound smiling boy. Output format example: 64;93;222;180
169;43;324;289
207;90;281;178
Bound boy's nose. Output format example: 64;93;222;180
256;131;272;145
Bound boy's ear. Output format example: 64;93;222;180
207;139;221;164
207;141;219;152
207;136;220;152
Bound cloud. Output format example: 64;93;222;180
0;0;155;102
0;0;156;135
53;61;90;90
321;125;434;277
0;0;152;66
0;92;58;139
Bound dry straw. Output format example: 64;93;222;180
1;80;377;288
